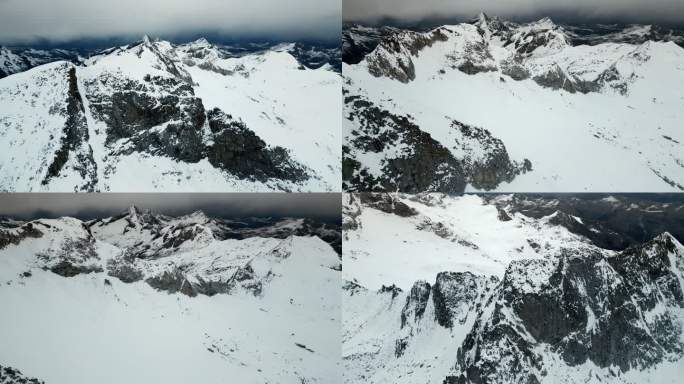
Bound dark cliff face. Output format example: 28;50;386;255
206;109;309;183
344;95;467;193
42;65;98;191
342;25;400;65
343;95;530;193
51;66;312;186
452;234;684;384
451;121;532;190
431;272;499;330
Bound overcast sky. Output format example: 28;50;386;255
0;194;340;222
0;0;340;45
344;0;684;25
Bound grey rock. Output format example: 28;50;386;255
42;66;98;191
0;364;45;384
454;233;684;383
344;97;468;192
206;109;309;183
0;223;43;250
359;193;418;217
401;281;431;328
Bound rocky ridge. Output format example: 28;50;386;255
0;206;341;298
342;14;684;192
343;193;684;383
0;37;341;192
343;93;530;192
345;13;683;95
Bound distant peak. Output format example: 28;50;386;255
471;11;505;33
272;42;296;52
192;37;211;46
188;210;209;219
142;35;151;44
654;231;681;247
128;205;141;217
533;17;557;29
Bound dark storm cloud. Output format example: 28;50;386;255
0;0;340;44
0;194;341;222
344;0;684;25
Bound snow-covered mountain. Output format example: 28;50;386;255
0;208;341;383
0;37;341;192
342;193;684;383
343;14;684;192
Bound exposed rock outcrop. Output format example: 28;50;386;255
453;233;684;383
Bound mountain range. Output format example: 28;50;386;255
343;14;684;192
0;37;341;192
343;193;684;383
0;207;341;383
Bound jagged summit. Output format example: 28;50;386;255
343;194;684;384
177;210;211;225
124;204;159;219
471;11;493;26
532;16;557;28
0;32;341;192
189;37;211;47
127;205;141;220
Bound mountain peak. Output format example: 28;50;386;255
128;205;142;219
470;11;492;27
532;16;557;29
181;210;210;224
654;231;683;249
191;37;211;47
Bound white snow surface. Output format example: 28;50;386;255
0;212;341;383
342;192;684;384
343;282;480;384
344;19;684;191
343;193;603;290
0;38;341;192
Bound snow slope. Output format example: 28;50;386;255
343;16;684;192
0;209;341;383
0;37;341;192
342;193;684;384
343;193;602;290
